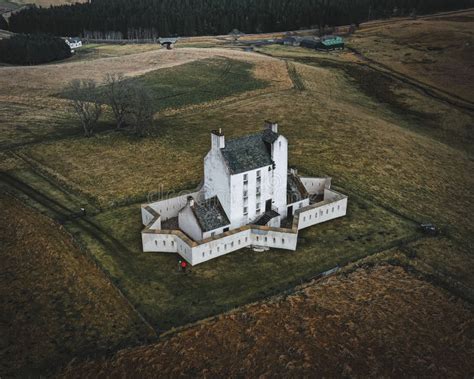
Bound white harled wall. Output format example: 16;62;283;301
271;135;289;218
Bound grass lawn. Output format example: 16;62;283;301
70;193;416;331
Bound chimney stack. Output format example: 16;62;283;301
264;120;278;133
211;129;225;149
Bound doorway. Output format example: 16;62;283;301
265;199;272;212
287;205;293;217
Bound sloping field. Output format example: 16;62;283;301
0;47;289;97
349;10;474;102
0;194;155;377
0;47;290;149
59;265;474;378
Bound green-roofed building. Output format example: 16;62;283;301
319;35;345;50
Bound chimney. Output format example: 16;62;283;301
211;129;225;149
264;120;278;133
187;196;195;207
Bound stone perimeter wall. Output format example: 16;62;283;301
141;177;348;266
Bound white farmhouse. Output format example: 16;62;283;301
65;37;82;52
141;121;348;265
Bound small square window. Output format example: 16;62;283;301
273;238;276;243
171;241;174;246
244;207;248;215
268;166;271;171
264;237;267;242
202;252;205;257
282;238;285;244
257;170;261;178
231;241;234;247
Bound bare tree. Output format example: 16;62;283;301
103;73;131;129
127;83;154;136
67;79;102;137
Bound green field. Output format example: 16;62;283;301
71;194;416;331
59;57;267;113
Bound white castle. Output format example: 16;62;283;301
141;121;348;265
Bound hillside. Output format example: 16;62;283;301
59;265;474;377
0;8;473;378
0;194;155;377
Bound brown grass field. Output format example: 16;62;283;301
0;9;473;377
0;194;155;377
59;265;474;378
349;10;474;102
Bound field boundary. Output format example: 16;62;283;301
0;173;158;339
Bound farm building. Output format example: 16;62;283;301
65;37;82;52
141;121;348;265
158;37;178;49
320;35;345;50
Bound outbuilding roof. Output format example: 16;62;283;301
191;196;230;232
220;131;277;174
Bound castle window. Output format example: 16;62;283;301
282;238;285;244
257;170;261;179
155;240;157;246
202;252;205;257
279;141;282;148
163;241;166;246
231;241;234;247
243;174;248;185
244;206;248;216
273;238;276;243
268;166;271;172
265;237;267;242
171;241;174;246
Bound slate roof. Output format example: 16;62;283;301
191;196;230;232
220;131;278;174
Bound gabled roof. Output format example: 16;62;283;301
220;131;278;175
191;196;230;232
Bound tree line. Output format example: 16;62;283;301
0;33;71;65
7;0;474;39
